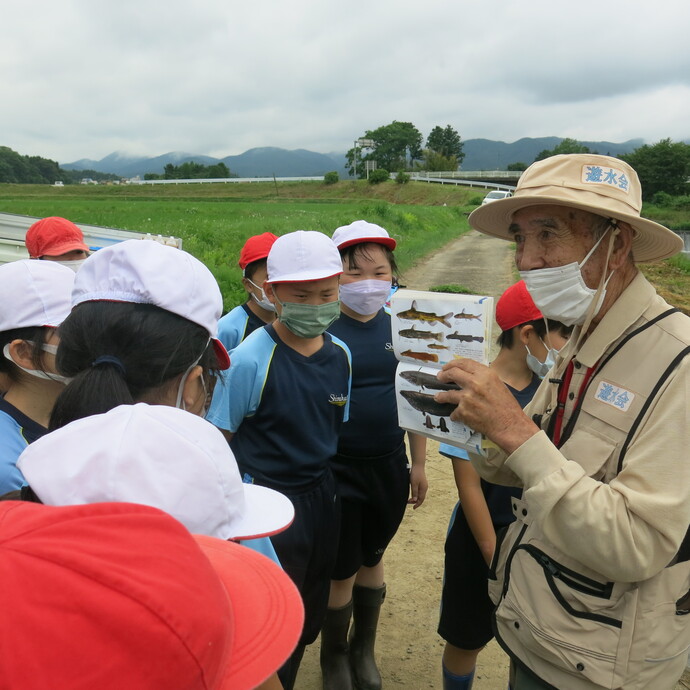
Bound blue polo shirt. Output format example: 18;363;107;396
217;303;266;352
0;397;47;494
207;324;352;490
328;309;404;456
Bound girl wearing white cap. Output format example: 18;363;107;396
324;220;428;690
0;260;74;495
49;239;231;428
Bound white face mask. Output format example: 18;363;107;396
247;279;276;313
56;259;86;273
3;342;71;384
339;279;391;316
525;339;559;378
519;228;614;327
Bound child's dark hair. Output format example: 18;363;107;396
49;302;219;430
497;319;572;348
339;242;398;277
0;327;53;382
243;258;268;283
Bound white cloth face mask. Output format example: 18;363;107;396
56;259;86;273
339;279;391;316
247;279;276;312
3;343;71;384
519;229;614;327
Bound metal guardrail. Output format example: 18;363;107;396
414;170;522;180
409;174;517;192
0;212;182;265
129;176;324;185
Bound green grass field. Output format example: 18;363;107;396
0;180;481;310
2;179;688;314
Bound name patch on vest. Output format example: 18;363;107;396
594;380;635;411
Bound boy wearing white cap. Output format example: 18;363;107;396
207;230;352;690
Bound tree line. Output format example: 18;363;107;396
144;161;237;180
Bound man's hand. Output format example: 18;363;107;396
435;359;539;455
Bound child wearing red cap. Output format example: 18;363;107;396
25;216;90;271
217;232;278;352
438;280;571;690
322;220;428;690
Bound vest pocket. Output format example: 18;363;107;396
497;540;636;688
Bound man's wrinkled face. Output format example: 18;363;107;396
509;205;609;290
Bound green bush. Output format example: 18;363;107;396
652;191;673;207
395;171;410;185
469;195;484;206
324;171;339;185
368;169;390;185
429;283;474;294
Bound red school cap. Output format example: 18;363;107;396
25;216;90;258
238;232;279;270
0;500;304;690
495;279;543;332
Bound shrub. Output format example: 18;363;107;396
324;171;339;185
368;169;390;185
430;284;474;294
395;171;410;185
469;195;484;205
652;191;673;207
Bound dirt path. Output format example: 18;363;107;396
299;231;516;689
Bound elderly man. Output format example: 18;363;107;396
437;154;690;690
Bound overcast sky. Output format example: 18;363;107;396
3;0;690;164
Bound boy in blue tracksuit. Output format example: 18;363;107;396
207;230;352;690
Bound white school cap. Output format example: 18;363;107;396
332;220;397;251
267;230;342;283
0;260;74;332
72;240;230;368
17;403;295;541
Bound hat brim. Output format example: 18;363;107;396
226;484;295;540
212;339;231;370
39;240;90;257
335;237;397;251
468;194;683;263
195;535;304;690
268;270;342;284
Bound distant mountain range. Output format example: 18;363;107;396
62;137;649;179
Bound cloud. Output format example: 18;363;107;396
2;0;689;163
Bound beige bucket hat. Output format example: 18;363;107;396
468;154;682;262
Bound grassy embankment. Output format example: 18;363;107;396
0;180;687;313
0;180;480;310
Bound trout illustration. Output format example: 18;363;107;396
438;417;449;433
399;370;460;392
446;332;484;343
400;350;439;363
399;390;456;417
454;309;481;321
398;325;443;342
427;343;449;350
396;301;453;328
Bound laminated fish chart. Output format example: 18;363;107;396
390;289;494;454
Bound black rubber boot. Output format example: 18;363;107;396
320;601;354;690
349;584;386;690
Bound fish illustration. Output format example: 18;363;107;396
396;301;453;328
399;390;456;417
427;343;449;350
399;370;460;392
398;326;443;342
446;332;484;343
454;309;481;321
424;415;435;430
400;350;439;363
438;417;449;433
